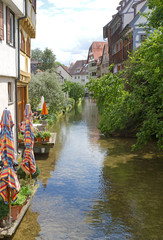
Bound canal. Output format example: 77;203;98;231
12;98;163;240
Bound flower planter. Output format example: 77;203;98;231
11;205;20;221
44;137;50;142
37;137;42;142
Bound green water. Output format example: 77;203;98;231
11;98;163;240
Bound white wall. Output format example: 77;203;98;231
57;66;72;81
5;0;25;17
0;77;16;144
72;75;89;85
0;2;19;78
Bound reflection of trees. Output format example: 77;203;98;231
12;209;40;240
86;139;163;239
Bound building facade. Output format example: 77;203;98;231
0;0;25;143
17;0;36;123
87;41;106;79
103;0;148;73
57;65;72;84
69;60;89;85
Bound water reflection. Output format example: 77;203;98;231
11;98;163;240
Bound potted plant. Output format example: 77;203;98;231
11;184;33;221
11;194;26;221
35;131;43;142
42;131;51;142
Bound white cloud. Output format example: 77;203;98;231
32;0;120;66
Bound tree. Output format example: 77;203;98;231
29;71;64;114
40;48;56;72
31;48;56;72
147;0;163;29
62;81;85;102
31;48;43;62
86;30;163;151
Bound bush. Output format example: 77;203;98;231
0;199;9;220
17;165;40;179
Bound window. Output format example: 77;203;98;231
26;37;30;56
92;72;96;76
140;34;146;42
6;7;15;47
20;30;25;52
78;76;80;79
0;1;4;40
8;82;13;103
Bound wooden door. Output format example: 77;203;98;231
17;86;26;124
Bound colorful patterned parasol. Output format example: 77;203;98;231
0;109;20;225
21;104;36;178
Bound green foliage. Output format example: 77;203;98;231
29;71;64;113
147;0;163;29
18;132;24;140
17;165;40;179
40;48;56;72
0;199;9;220
11;185;33;206
62;81;85;102
42;131;51;138
31;48;56;72
31;48;43;62
86;30;163;151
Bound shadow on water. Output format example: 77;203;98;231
8;98;163;240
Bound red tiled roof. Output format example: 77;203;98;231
87;41;106;62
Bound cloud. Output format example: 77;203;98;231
32;0;120;66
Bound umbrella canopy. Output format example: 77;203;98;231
0;109;20;203
41;102;48;115
21;104;36;175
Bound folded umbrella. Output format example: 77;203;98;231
21;104;36;176
0;109;20;225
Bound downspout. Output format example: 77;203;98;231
15;0;27;154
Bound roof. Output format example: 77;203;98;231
69;60;88;76
87;41;106;62
57;65;71;76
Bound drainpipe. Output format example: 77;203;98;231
15;0;27;154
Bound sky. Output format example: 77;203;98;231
31;0;121;66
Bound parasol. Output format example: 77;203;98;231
0;109;20;225
41;101;48;116
21;104;36;181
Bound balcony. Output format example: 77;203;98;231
111;49;123;65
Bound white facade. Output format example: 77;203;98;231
57;65;72;84
71;75;89;85
0;0;25;143
131;4;149;49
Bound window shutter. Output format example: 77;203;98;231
6;7;10;44
0;1;4;40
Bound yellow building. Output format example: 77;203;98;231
17;0;36;123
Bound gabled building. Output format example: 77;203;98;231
69;60;89;85
0;0;26;144
96;56;102;78
103;0;148;73
57;65;72;84
17;0;37;123
101;44;109;76
87;41;106;79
